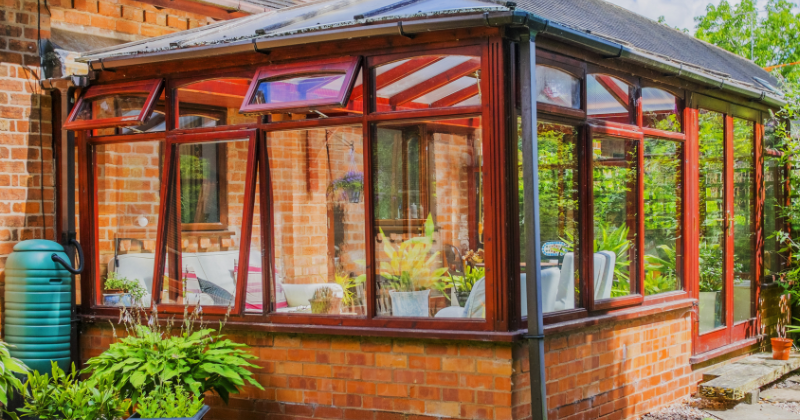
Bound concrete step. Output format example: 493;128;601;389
705;404;800;420
699;353;800;400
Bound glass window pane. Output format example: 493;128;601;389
733;118;755;323
245;165;264;314
644;138;682;295
765;157;786;279
74;94;147;121
698;110;725;333
251;74;347;105
373;117;484;319
178;78;258;129
764;118;783;150
536;66;580;109
161;138;251;308
642;88;681;132
374;55;481;112
520;121;581;315
592;136;639;299
268;126;366;316
96;140;163;307
588;74;631;123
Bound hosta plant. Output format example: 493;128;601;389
82;305;263;405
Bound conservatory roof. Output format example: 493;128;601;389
78;0;783;105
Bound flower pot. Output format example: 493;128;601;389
772;337;793;361
344;189;362;203
103;292;132;307
698;291;722;333
310;297;342;315
455;291;471;308
389;290;430;317
129;404;210;420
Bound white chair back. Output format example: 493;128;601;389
594;251;616;300
556;253;575;311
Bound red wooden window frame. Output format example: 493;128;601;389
691;94;761;355
585;122;646;311
239;56;362;115
65;79;164;131
151;129;260;316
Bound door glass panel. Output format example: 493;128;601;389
267;126;366;316
520;121;582;315
698;110;725;333
161;138;250;308
372;117;485;318
733;118;755;323
592;136;639;299
644;138;682;295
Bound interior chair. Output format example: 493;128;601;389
434;278;486;318
593;250;616;300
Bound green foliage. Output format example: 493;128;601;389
433;265;485;301
0;340;28;406
82;306;263;405
135;384;204;419
10;362;129;420
104;272;146;304
334;269;364;307
594;223;633;297
379;214;449;292
179;150;219;225
644;245;678;295
695;0;800;82
699;242;724;292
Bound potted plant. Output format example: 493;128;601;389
699;242;724;332
103;272;146;307
379;214;448;317
436;265;485;307
335;269;365;314
328;171;363;203
130;383;210;420
309;286;342;315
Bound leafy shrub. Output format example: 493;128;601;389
10;362;129;420
103;271;146;304
82;306;263;404
0;340;29;406
135;384;204;418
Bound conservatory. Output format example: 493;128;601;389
63;0;787;418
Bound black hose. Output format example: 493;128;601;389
51;238;84;275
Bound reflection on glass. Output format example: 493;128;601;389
698;110;725;333
268;127;366;316
587;74;631;123
162;139;251;308
96;141;163;307
74;95;147;121
642;88;681;132
733;118;754;323
246;165;264;313
373;118;484;318
644;138;682;295
178;78;258;129
593;137;639;299
251;74;347;105
536;66;580;109
520;121;581;315
373;56;481;111
765;158;786;279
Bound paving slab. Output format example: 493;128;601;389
762;388;800;403
705;404;800;420
700;353;800;400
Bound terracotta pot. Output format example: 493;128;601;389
772;337;793;360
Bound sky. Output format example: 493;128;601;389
603;0;766;33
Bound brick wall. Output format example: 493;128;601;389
512;308;697;420
80;324;516;420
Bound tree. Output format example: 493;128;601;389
695;0;800;81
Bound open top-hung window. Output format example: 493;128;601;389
240;56;362;116
65;79;164;132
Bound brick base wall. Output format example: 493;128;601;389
80;307;700;420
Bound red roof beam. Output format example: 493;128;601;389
389;58;480;109
430;83;479;108
350;56;444;101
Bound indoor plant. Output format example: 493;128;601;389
334;269;364;313
328;171;363;203
309;286;342;315
380;214;448;317
103;272;146;307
